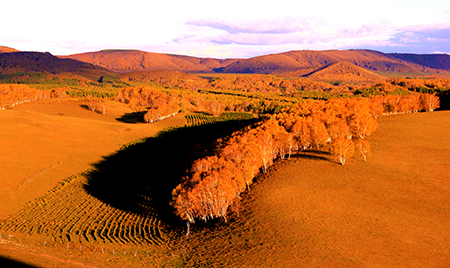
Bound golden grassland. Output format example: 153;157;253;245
181;110;450;267
0;100;449;267
0;101;187;218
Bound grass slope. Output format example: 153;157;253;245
184;111;450;267
0;101;187;219
1;106;449;267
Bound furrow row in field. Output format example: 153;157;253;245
0;174;165;247
99;208;120;244
186;112;255;126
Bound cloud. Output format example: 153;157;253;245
383;26;450;53
171;18;450;57
179;18;394;49
3;0;450;58
186;18;309;35
395;27;450;42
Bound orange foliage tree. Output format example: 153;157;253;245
116;87;180;123
330;135;355;165
171;92;442;223
0;84;66;109
420;93;440;112
355;139;371;162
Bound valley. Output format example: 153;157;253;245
1;46;449;267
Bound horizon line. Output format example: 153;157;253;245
2;46;450;59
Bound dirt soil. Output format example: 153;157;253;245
185;111;450;267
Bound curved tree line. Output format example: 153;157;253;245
115;87;180;123
0;84;67;109
171;93;440;223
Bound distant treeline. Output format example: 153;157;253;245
0;84;67;109
2;71;450;102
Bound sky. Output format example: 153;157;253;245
1;0;450;58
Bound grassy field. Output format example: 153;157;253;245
1;102;449;267
0;101;187;218
182;110;450;267
0;101;258;267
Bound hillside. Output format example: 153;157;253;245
63;49;449;77
220;49;443;74
185;111;450;267
390;53;450;72
0;76;448;267
1;47;449;87
3;106;447;267
304;61;387;83
0;46;19;53
0;51;114;80
63;50;237;73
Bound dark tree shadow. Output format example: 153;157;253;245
437;90;450;111
0;257;39;268
115;111;148;123
79;104;91;111
291;151;331;161
79;104;105;115
83;119;259;226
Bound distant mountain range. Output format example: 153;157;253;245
63;49;450;75
60;49;238;74
1;45;450;81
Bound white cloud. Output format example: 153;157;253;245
2;0;450;57
170;17;397;56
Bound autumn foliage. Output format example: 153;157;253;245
115;87;180;123
172;93;440;223
0;84;67;109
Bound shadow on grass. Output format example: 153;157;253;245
292;151;331;161
83;119;259;227
0;257;38;268
79;104;106;115
115;111;147;123
437;90;450;111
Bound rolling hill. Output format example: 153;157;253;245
63;49;449;76
390;53;450;72
61;49;237;73
0;51;114;80
219;49;445;74
303;61;387;83
2;46;449;82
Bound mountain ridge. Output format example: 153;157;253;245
0;51;114;80
60;50;239;73
389;53;450;72
63;49;450;75
2;46;450;81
